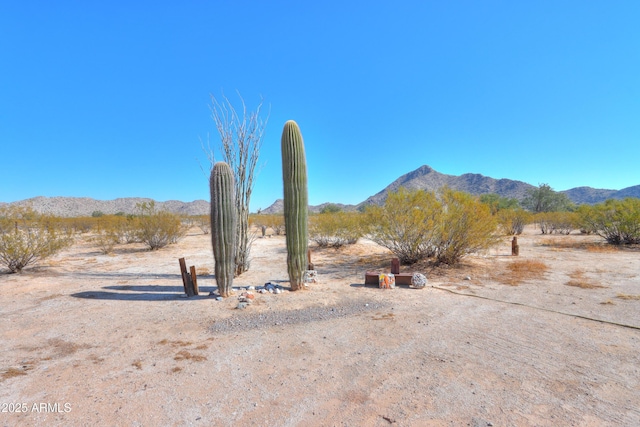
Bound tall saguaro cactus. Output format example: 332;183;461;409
281;120;309;291
210;162;237;297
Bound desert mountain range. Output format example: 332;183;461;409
2;165;639;217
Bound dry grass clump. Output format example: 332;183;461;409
196;267;211;276
159;339;193;347
1;366;31;381
616;293;640;300
174;350;207;362
565;269;606;289
48;338;87;358
539;238;620;253
498;259;549;286
585;244;622;253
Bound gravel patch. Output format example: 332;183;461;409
210;300;389;334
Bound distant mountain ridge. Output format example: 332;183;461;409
260;200;356;215
0;196;209;217
360;165;535;206
3;166;639;217
263;165;639;213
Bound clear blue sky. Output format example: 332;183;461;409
2;1;639;212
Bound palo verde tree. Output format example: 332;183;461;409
521;183;573;213
205;92;269;275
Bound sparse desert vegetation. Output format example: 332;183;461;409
497;259;549;286
2;182;640;426
0;206;73;273
1;221;639;426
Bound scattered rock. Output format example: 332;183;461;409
211;301;387;333
261;282;285;294
240;292;255;300
304;270;318;283
410;273;428;289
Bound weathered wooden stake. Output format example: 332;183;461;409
511;236;520;256
307;248;314;271
189;265;199;295
179;258;189;294
391;257;400;275
178;257;199;296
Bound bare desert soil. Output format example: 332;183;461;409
1;225;639;426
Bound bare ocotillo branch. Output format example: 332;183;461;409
206;91;270;275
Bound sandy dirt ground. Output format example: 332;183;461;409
1;225;639;426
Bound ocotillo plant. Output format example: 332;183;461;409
210;161;237;297
281;120;309;290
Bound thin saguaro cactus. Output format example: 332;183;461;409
280;120;309;290
210;162;237;297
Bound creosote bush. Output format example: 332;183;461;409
577;198;640;245
134;202;187;250
496;209;532;235
434;189;499;264
250;214;285;236
0;206;74;273
534;212;578;235
309;212;363;248
365;188;440;264
92;229;119;254
365;188;499;265
194;215;211;234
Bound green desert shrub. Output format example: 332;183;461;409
577;198;640;244
92;229;119;254
365;188;441;264
366;188;498;265
433;189;500;264
534;212;578;235
194;215;211;234
366;188;499;265
252;214;286;236
0;206;74;273
134;202;187;250
480;194;520;214
309;212;363;248
496;209;532;235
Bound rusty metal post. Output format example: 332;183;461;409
179;258;189;294
307;248;314;270
189;265;199;295
391;257;400;275
179;258;196;296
